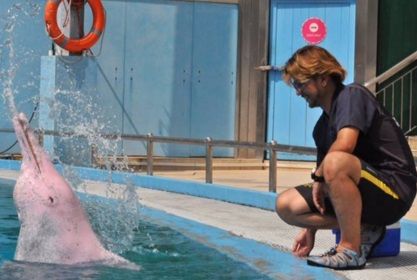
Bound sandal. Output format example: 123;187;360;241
307;247;366;270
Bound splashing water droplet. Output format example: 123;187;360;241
1;1;141;254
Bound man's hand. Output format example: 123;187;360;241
292;228;316;257
312;182;326;214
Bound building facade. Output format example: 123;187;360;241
0;0;415;160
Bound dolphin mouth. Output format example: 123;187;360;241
13;113;41;172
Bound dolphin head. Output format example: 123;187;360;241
12;113;76;212
12;113;94;248
12;113;42;173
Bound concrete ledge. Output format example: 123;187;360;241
0;160;20;171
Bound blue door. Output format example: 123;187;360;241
268;0;356;160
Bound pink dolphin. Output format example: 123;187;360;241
12;112;139;269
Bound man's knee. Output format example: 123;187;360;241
275;191;292;220
276;189;308;224
322;151;359;182
275;192;287;215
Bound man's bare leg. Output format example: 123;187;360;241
322;151;362;254
276;188;338;229
276;151;363;255
276;188;338;257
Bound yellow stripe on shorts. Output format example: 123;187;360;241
360;170;399;200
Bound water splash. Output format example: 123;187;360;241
0;1;41;118
48;77;141;253
93;179;140;254
1;1;141;255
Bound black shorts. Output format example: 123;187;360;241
296;161;409;225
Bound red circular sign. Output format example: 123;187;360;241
301;17;327;44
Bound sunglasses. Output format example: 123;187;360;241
291;79;312;92
291;78;314;93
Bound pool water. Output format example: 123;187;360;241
0;182;270;279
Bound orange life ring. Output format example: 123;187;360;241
44;0;106;53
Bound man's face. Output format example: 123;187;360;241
291;78;321;108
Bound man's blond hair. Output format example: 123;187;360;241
282;45;346;84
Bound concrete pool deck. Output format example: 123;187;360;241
1;162;417;279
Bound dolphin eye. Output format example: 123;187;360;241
49;197;54;204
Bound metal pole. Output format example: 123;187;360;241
38;130;44;148
269;140;277;193
70;1;85;39
70;0;85;55
146;133;154;176
91;144;97;167
205;137;213;184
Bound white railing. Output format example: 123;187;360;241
365;50;417;135
0;128;316;192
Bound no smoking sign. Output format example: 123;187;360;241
302;17;327;44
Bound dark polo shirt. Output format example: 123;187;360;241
313;83;417;207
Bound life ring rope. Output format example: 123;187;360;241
44;0;106;53
45;23;64;41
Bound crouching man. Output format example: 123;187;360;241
276;45;417;270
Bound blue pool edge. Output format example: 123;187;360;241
141;205;343;279
1;159;417;245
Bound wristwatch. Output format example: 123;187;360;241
311;168;325;182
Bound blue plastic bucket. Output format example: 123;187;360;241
332;222;400;257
